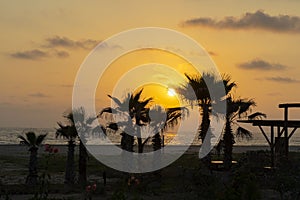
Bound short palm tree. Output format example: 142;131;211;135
18;131;47;185
99;89;152;153
56;112;77;185
151;106;189;151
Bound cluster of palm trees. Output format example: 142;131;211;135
99;89;188;153
18;71;265;187
177;73;265;170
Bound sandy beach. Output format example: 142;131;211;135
1;144;299;157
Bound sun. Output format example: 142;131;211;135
167;88;176;97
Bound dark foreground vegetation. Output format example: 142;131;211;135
1;149;300;200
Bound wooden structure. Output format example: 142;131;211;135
238;103;300;167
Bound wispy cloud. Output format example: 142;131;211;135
10;49;48;60
238;59;287;71
29;92;50;98
10;35;99;60
54;50;70;58
183;10;300;33
44;36;100;49
265;76;300;83
10;49;69;60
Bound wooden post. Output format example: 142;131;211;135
284;107;289;158
271;126;274;167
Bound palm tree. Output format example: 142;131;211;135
56;108;97;186
99;89;188;153
99;89;152;153
72;108;92;186
56;112;77;185
177;73;225;163
223;97;266;170
151;106;189;151
18;131;47;185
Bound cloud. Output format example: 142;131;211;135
44;36;100;49
10;49;48;60
29;92;50;98
183;10;300;33
54;50;69;58
265;76;300;83
237;59;287;70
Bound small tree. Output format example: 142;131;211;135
18;131;47;185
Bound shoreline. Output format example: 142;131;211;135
1;144;299;156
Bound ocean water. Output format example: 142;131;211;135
0;127;300;146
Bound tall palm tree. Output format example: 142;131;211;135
56;112;77;185
72;108;94;186
56;108;97;186
223;97;266;170
177;73;224;162
18;131;47;185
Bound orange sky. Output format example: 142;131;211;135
1;1;300;127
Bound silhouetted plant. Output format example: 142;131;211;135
18;131;47;185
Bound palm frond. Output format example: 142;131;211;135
36;134;47;146
108;94;122;107
236;127;252;140
248;112;267;120
17;135;30;146
25;132;37;146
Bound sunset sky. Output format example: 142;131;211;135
1;1;300;128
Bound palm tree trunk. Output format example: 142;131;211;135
121;132;134;152
137;138;143;153
26;147;38;185
199;105;211;167
79;140;87;186
223;119;234;170
152;133;162;151
65;140;75;185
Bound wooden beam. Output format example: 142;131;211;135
259;126;271;146
279;103;300;108
288;127;298;139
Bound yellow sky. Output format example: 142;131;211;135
1;1;300;127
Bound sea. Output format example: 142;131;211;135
1;127;300;147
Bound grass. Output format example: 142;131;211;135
1;149;300;199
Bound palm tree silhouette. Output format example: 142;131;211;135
99;89;188;153
223;96;265;170
99;89;152;153
177;73;222;162
56;108;97;186
150;106;188;151
18;131;47;185
56;112;77;185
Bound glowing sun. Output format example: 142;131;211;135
167;88;176;97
